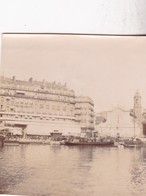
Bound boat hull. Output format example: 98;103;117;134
65;141;114;146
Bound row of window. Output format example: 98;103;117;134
0;114;74;121
0;86;74;97
1;104;74;112
0;92;75;103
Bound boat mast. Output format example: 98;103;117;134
116;109;119;137
134;110;136;138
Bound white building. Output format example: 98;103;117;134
97;107;142;137
96;91;143;138
0;76;94;137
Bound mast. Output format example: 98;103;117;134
116;109;120;138
134;110;136;138
130;109;137;138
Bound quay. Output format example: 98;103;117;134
2;131;146;147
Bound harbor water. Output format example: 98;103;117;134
1;145;146;196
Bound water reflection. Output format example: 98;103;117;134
141;147;146;162
1;145;146;196
129;148;146;195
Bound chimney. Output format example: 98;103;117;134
29;77;33;82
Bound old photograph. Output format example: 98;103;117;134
0;33;146;196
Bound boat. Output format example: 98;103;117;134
114;141;124;148
0;135;5;147
64;137;114;146
50;140;61;145
4;142;19;146
4;139;19;146
19;138;31;144
122;137;146;148
123;144;136;148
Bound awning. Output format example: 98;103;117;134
8;128;22;135
26;123;81;136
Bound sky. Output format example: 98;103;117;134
0;0;146;112
1;34;146;112
0;0;146;34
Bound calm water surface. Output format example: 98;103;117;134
1;145;146;196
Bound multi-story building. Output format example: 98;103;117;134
75;96;94;135
0;76;94;136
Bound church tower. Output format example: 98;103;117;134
134;91;142;121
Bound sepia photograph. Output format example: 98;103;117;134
0;33;146;196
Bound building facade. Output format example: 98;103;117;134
75;96;94;133
95;91;145;137
96;107;143;137
142;110;146;135
0;76;94;136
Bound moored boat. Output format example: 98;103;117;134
19;138;31;144
50;140;61;145
64;137;114;146
0;135;5;147
4;139;19;145
123;144;136;148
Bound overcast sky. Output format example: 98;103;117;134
1;34;146;112
0;1;146;112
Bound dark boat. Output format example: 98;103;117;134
0;135;5;147
64;137;114;146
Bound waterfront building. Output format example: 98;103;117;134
0;76;93;136
142;109;146;136
75;96;94;135
96;107;142;137
95;91;144;138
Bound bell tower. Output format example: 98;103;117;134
134;91;142;121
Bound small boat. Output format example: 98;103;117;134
123;138;145;148
19;138;31;144
50;140;61;145
123;144;136;148
4;142;19;146
4;139;19;146
114;141;125;148
0;135;5;147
